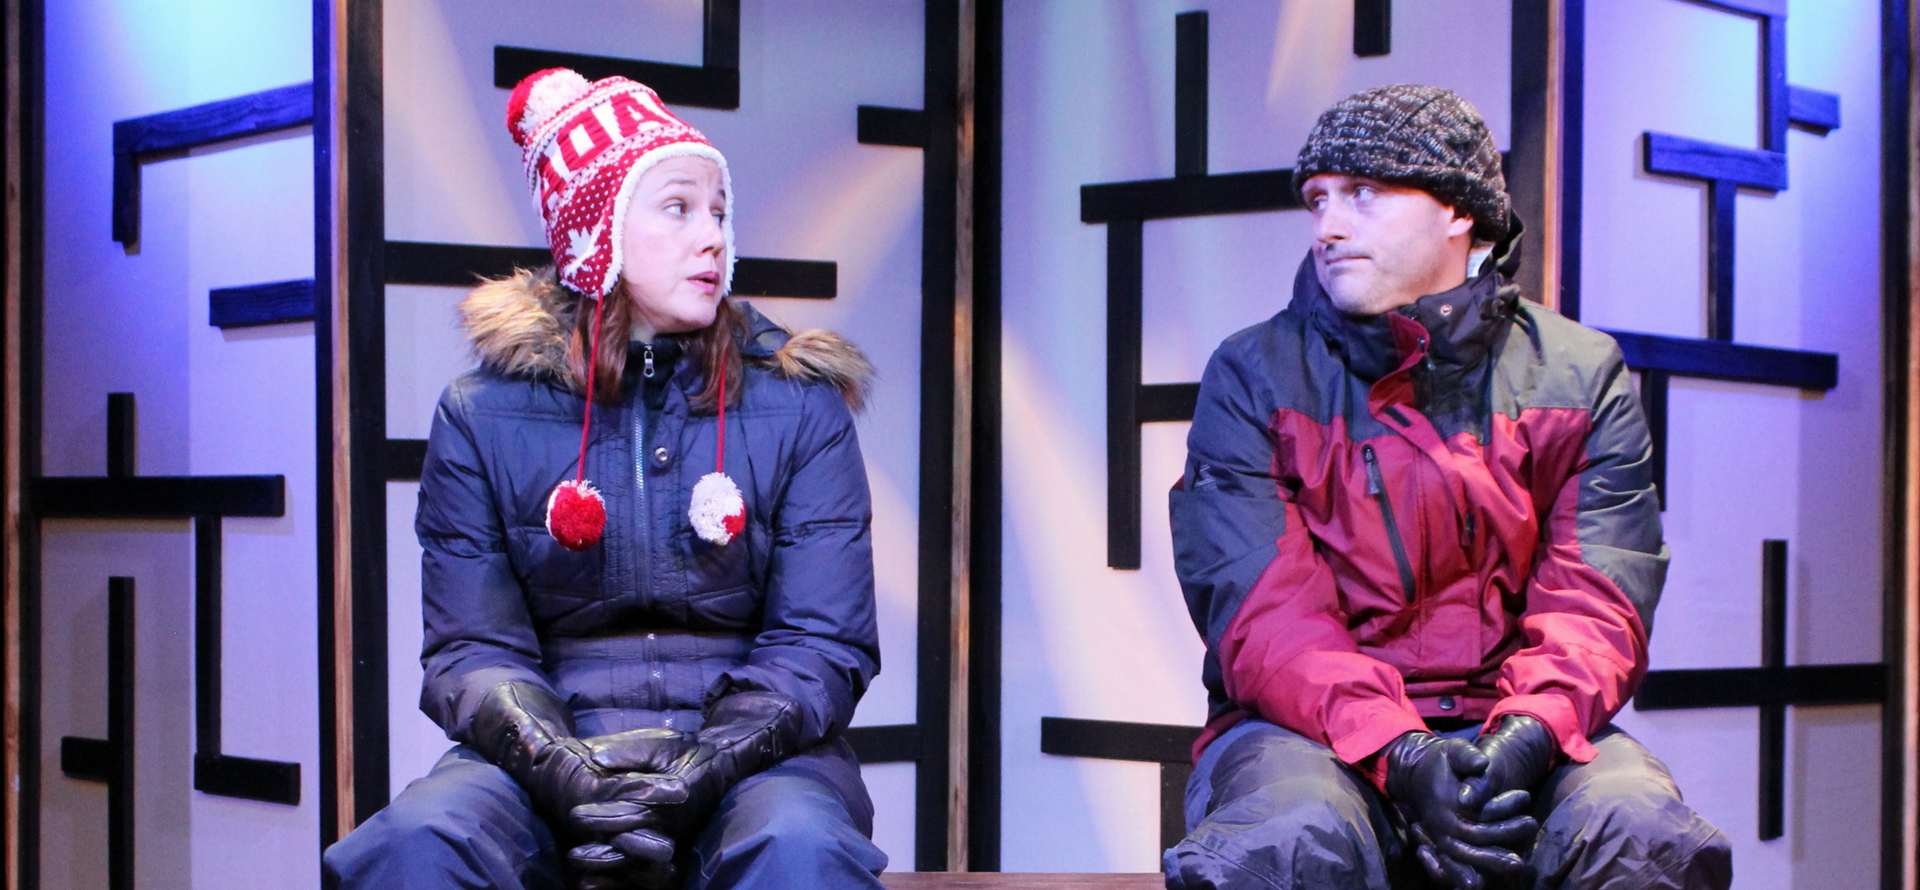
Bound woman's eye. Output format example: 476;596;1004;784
664;200;686;216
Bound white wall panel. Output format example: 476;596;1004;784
39;0;318;886
1588;0;1886;885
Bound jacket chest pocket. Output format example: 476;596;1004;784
506;526;604;599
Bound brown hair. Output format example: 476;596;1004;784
567;287;745;412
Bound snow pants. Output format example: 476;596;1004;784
323;740;887;890
1164;719;1732;890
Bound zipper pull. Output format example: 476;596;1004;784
1463;512;1476;549
1363;445;1380;495
642;344;655;379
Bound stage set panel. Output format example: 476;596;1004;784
1000;0;1896;883
376;0;932;872
33;0;321;887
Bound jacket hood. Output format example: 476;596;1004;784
459;266;874;410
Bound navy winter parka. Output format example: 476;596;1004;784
415;268;880;750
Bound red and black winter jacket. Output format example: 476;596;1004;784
1172;253;1666;770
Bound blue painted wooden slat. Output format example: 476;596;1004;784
112;82;313;156
112;82;315;247
1788;85;1842;133
1641;132;1788;191
1602;328;1837;390
208;279;315;328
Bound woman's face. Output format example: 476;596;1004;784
619;155;728;338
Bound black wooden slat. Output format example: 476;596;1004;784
730;258;837;299
1638;370;1669;509
1081;168;1300;223
1603;329;1838;390
384;241;549;286
1039;717;1200;764
58;736;114;783
1106;220;1143;570
1758;540;1787;841
1634;663;1886;709
31;475;286;518
1353;0;1391;57
1160;761;1194;850
1173;12;1208;177
492;46;739;111
108;577;133;890
209;279;315;328
107;393;135;479
1787;85;1842;133
857;105;925;148
1138;383;1199;424
384;240;837;299
1642;132;1788;191
195;518;223;756
843;723;920;764
194;753;301;806
703;0;741;70
385;438;428;483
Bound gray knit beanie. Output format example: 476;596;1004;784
1292;85;1509;242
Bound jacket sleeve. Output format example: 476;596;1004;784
713;382;881;747
415;384;557;744
1172;343;1425;766
1485;346;1661;763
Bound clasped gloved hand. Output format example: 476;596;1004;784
1464;715;1556;818
1384;731;1537;890
570;691;806;857
468;682;689;887
563;727;708;888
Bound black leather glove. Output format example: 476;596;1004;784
570;691;806;846
562;727;707;875
1384;731;1536;889
1464;715;1556;818
467;681;685;834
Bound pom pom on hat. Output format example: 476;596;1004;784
546;479;607;551
690;472;746;546
506;68;591;147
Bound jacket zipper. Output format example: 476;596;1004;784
1363;444;1418;603
633;353;651;608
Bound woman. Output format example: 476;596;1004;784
323;69;886;890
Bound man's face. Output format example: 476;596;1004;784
1302;173;1475;316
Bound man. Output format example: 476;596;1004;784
1163;85;1732;890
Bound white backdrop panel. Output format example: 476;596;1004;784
1587;0;1886;885
38;0;319;886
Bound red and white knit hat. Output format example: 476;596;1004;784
506;68;735;297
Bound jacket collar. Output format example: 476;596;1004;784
1296;250;1517;381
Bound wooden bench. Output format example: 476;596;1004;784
880;874;1161;888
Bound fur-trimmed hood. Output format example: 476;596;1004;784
458;267;873;410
